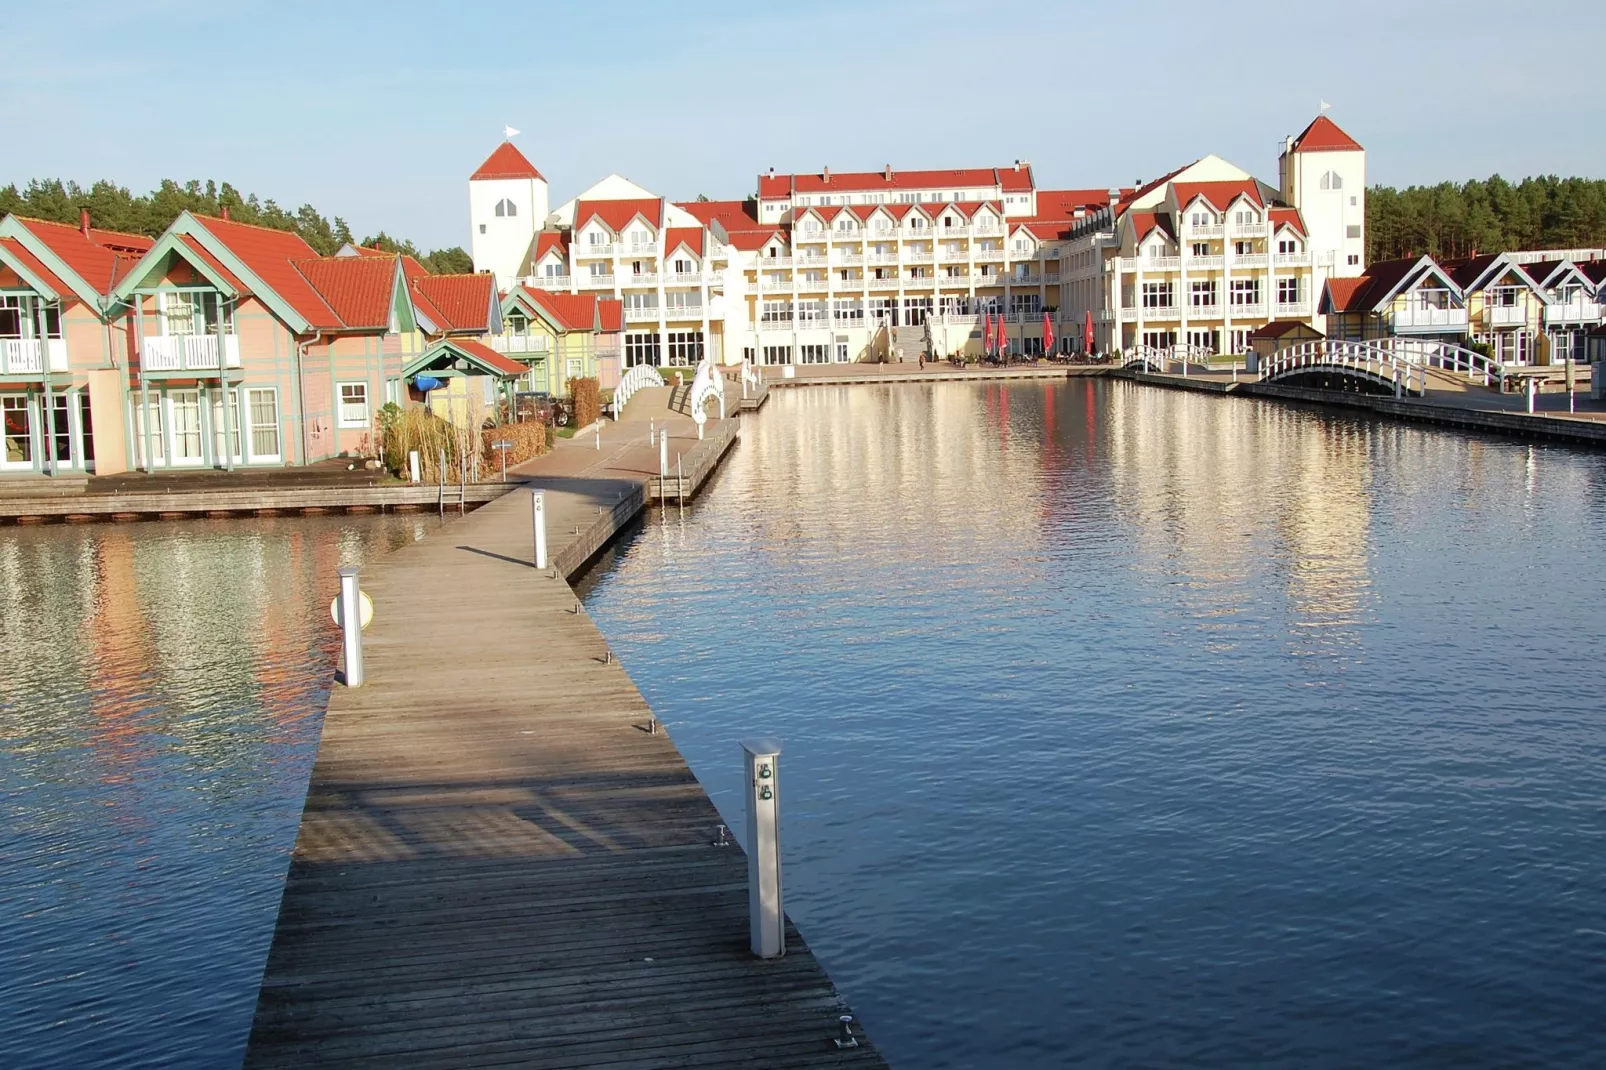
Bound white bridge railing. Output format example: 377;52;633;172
1373;337;1510;390
613;363;665;414
1120;343;1214;374
1261;340;1423;396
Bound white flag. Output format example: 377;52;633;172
503;125;520;139
1318;100;1330;113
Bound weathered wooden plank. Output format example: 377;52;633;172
242;416;889;1069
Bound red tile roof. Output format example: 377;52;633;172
471;142;546;181
533;231;568;264
662;227;705;257
454;338;527;376
1172;180;1263;212
295;256;398;330
518;286;599;332
1324;257;1433;313
1290;115;1363;153
347;244;393;258
192;215;343;329
0;236;74;298
1115;164;1192;214
674;199;760;229
1248;319;1323;340
758;165;1034;199
16;216;153;297
1129;210;1173;244
1579;260;1606;286
726;228;783;252
412;273;495;333
177;234;249;292
1324;277;1367;313
1029;188;1111;221
575;198;663;235
1269;206;1307;237
598;298;622;333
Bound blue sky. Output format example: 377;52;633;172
6;0;1602;251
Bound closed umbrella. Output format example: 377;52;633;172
1083;309;1095;357
1042;310;1055;358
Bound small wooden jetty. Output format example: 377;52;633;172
244;414;888;1069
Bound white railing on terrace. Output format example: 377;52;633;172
833;253;865;265
624;244;656;257
973;249;1004;261
1228;303;1268;319
622;273;660;286
1011;274;1043;286
867;252;899;264
0;338;68;375
663;305;705;319
796;253;829;265
761;256;794;268
1274;301;1312;318
1119;256;1182;272
1233;253;1269;268
624;307;661;323
1273;252;1310;267
795;232;828;244
1545;299;1601;323
869;277;901;290
906;250;934;262
1483;304;1528;327
527;274;572;290
1118;304;1181;322
1186;224;1225;239
614;363;665;414
142;334;241;372
1187;255;1225;270
1391;304;1468;330
579;274;616;288
1229;221;1265;237
1262;339;1425;396
577;243;617;257
491;334;549;355
665;271;708;285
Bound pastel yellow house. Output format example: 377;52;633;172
1321;256;1468;345
1441;254;1550;365
495;285;622;394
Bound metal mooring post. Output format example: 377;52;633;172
531;490;548;569
743;739;785;959
337;566;365;688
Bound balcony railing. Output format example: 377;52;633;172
760;256;793;268
833;253;864;265
1274;301;1312;319
868;277;901;290
796;253;829;265
1227;302;1267;319
1545;299;1602;324
1187;255;1225;271
622;273;659;287
1186;224;1225;239
1119;305;1180;322
867;252;899;265
1010;274;1043;286
973;249;1004;262
1232;253;1269;268
663;305;705;320
795;232;828;244
491;334;550;355
1272;252;1311;267
624;307;660;323
142;333;242;372
577;243;617;257
0;338;68;375
525;274;571;291
1391;305;1469;330
906;250;934;263
1229;221;1265;237
1119;256;1182;272
578;274;616;288
1482;304;1528;327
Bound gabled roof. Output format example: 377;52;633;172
533;231;568;264
662;227;705;258
176;234;249;292
598;298;622;333
1290;115;1363;153
412;273;497;333
1248;319;1323;341
404;337;524;379
189;215;343;329
674;199;760;230
1269;206;1307;237
758;165;1035;199
1322;255;1458;314
1579;260;1606;288
1439;253;1541;295
1172;180;1264;213
726;228;783;252
1323;277;1368;313
510;285;600;332
1128;211;1174;245
0;236;74;299
471;142;546;182
293;255;401;330
1029;188;1110;222
342;243;394;258
4;215;151;301
574;198;663;235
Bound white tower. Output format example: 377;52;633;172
468;140;547;289
1280;114;1366;284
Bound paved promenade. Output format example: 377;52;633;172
243;408;889;1068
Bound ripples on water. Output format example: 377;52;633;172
579;380;1606;1069
0;514;436;1070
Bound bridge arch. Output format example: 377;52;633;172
1260;340;1424;397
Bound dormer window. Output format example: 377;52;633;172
1320;171;1343;190
494;198;517;217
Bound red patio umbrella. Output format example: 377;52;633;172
1042;310;1055;356
1084;309;1095;355
980;310;993;356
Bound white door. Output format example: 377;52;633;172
168;390;204;465
1;395;34;471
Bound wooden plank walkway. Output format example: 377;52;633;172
0;481;513;520
243;411;889;1069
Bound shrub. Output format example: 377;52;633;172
569;376;601;429
380;405;459;482
481;419;550;470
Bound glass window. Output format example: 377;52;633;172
665;331;704;366
2;396;32;464
338;382;369;428
624;332;660;367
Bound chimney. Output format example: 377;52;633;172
822;166;830;182
221;204;230;222
884;165;892;180
1014;159;1022;171
767;167;775;177
79;208;90;237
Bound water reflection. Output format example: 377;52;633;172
583;380;1606;1070
0;514;436;1070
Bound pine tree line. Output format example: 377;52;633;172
1367;175;1606;262
0;178;472;275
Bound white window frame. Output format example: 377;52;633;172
338;381;370;429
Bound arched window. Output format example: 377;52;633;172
1319;171;1342;191
494;198;517;217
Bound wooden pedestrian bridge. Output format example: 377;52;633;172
1121;337;1521;398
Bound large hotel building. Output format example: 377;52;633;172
471;114;1368;367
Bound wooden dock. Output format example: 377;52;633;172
243;413;889;1069
0;481;515;522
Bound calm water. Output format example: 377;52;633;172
579;380;1606;1069
0;514;439;1070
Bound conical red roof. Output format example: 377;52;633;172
1290;115;1362;153
471;142;545;181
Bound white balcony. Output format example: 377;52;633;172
760;256;794;268
796;253;829;266
576;243;617;257
664;305;705;320
1186;255;1225;271
904;274;936;287
906;250;934;263
1392;304;1469;330
1227;303;1267;319
578;274;616;289
1119;305;1180;322
624;306;660;323
867;252;900;265
937;246;970;261
1483;304;1528;327
1186;224;1225;239
666;271;707;286
1274;301;1312;319
0;338;68;375
491;334;550;355
868;277;901;290
1272;252;1311;267
621;273;660;287
795;232;829;245
1119;256;1183;272
833;253;864;265
1229;221;1265;238
525;274;571;291
973;249;1004;262
1545;299;1602;324
142;334;241;372
1232;253;1269;268
973;273;1004;287
1010;274;1043;287
937;273;975;287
